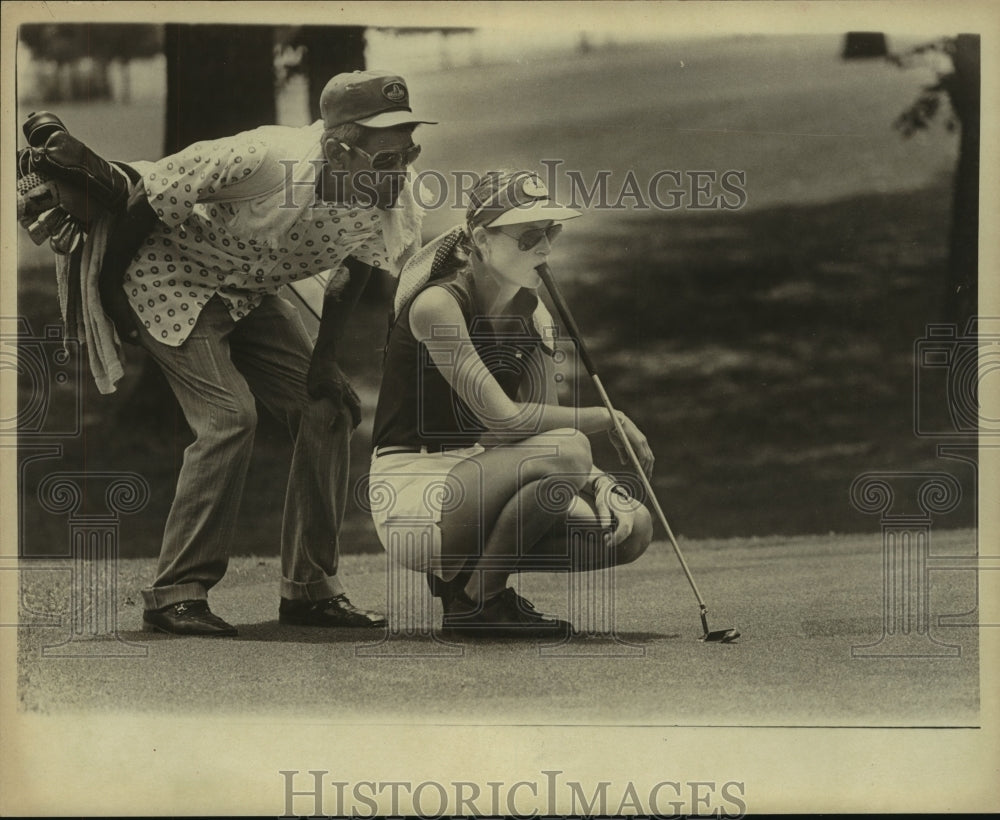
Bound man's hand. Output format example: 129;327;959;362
307;256;373;429
307;356;362;429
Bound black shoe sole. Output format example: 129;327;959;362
440;621;572;640
278;614;387;629
141;619;238;637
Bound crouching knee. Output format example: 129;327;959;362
545;429;593;482
618;504;654;565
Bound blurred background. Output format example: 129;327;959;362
14;21;980;557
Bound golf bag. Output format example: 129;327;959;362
17;111;139;253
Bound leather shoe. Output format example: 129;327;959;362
142;599;237;637
279;594;387;628
442;587;571;639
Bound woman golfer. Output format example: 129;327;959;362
368;169;654;638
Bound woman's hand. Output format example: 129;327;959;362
593;475;646;544
608;412;655;478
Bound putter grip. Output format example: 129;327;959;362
535;264;598;375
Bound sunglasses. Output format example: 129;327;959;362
495;222;563;251
339;141;421;171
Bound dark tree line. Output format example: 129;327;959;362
19;24;163;102
19;23;367;144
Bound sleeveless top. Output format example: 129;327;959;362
372;269;550;450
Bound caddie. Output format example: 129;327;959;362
96;69;435;636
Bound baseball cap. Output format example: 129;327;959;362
467;171;581;229
320;69;437;129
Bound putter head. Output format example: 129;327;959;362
698;609;740;643
701;627;740;643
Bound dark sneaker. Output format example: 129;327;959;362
442;587;571;639
142;600;238;637
279;594;387;628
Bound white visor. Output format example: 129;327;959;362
486;200;582;227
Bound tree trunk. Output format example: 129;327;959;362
297;26;366;121
163;24;277;155
945;34;979;328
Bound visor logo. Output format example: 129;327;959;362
382;82;407;103
521;176;549;198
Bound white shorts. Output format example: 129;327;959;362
368;444;485;573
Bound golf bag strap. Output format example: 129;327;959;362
98;184;160;345
114;161;143;187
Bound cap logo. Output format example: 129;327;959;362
382;81;407;103
521;176;549;198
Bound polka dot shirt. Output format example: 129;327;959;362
122;133;392;346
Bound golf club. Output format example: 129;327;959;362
536;263;740;643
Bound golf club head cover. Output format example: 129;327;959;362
17;159;96;242
21;206;66;246
22;110;132;216
17;165;61;243
49;211;85;255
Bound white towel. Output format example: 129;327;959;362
379;173;425;276
53;211;126;395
